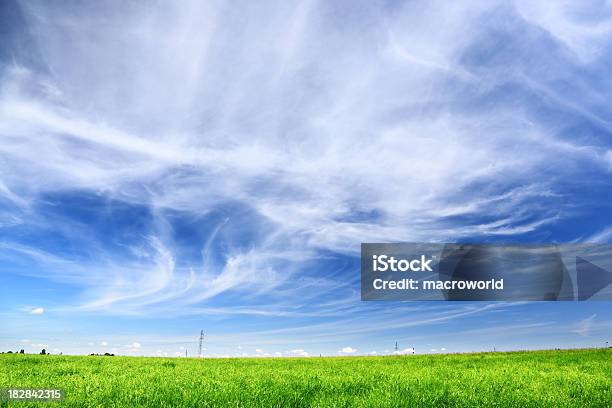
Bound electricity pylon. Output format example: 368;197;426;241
198;330;204;357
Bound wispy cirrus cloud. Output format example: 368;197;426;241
571;314;596;337
1;0;612;321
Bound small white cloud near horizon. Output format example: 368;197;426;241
288;349;309;357
100;341;108;346
126;342;141;351
28;307;44;315
394;348;415;355
339;346;357;354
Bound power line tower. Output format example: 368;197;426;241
395;342;399;353
198;330;204;357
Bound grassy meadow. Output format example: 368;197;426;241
0;349;610;407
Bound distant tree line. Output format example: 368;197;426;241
1;349;59;355
2;349;114;356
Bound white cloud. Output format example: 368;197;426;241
338;346;357;354
288;349;309;357
255;348;263;354
100;341;108;346
29;307;44;315
587;226;612;243
605;150;612;171
514;0;612;63
127;342;141;349
394;348;415;355
572;314;596;337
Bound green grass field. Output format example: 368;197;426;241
0;349;610;407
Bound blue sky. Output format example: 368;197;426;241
1;0;612;357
